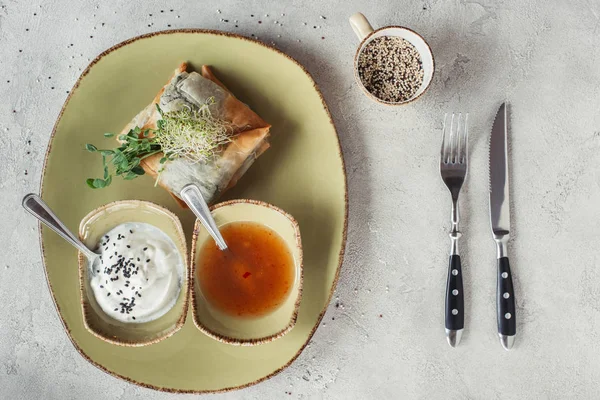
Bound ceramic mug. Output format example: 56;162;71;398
349;12;435;105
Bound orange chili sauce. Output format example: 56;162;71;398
198;222;295;317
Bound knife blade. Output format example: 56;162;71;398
489;102;516;350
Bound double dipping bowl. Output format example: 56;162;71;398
78;199;303;347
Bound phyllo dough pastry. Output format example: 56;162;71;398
119;62;271;206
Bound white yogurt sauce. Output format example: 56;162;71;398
89;222;184;323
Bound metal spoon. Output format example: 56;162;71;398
22;193;101;272
179;184;228;251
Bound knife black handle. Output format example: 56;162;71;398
445;255;464;331
497;257;516;336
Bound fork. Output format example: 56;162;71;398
440;113;469;348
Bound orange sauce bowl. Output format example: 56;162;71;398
190;199;302;346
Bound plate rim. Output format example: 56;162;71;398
38;28;348;394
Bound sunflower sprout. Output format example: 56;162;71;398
154;101;234;164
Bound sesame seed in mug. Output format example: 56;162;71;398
358;36;424;103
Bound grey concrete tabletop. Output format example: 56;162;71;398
2;0;600;399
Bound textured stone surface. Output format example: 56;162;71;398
2;0;600;398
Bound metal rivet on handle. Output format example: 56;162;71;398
505;313;511;319
452;309;458;315
503;292;510;299
452;269;458;276
452;289;459;296
501;272;508;278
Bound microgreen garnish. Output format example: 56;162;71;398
85;127;161;189
85;98;232;189
154;100;233;164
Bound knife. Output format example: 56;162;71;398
488;103;516;350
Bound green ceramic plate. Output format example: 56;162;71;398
40;29;347;393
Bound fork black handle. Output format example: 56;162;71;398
445;255;464;331
497;257;516;336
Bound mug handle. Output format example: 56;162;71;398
349;13;375;41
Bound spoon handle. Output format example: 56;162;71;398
180;184;228;251
22;193;97;260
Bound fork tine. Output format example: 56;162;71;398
441;113;449;163
455;113;462;164
451;113;458;163
441;112;469;165
449;113;456;163
462;113;469;164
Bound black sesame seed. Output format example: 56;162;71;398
126;245;130;248
129;229;133;234
107;293;111;296
143;247;148;251
132;316;136;320
146;259;151;263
